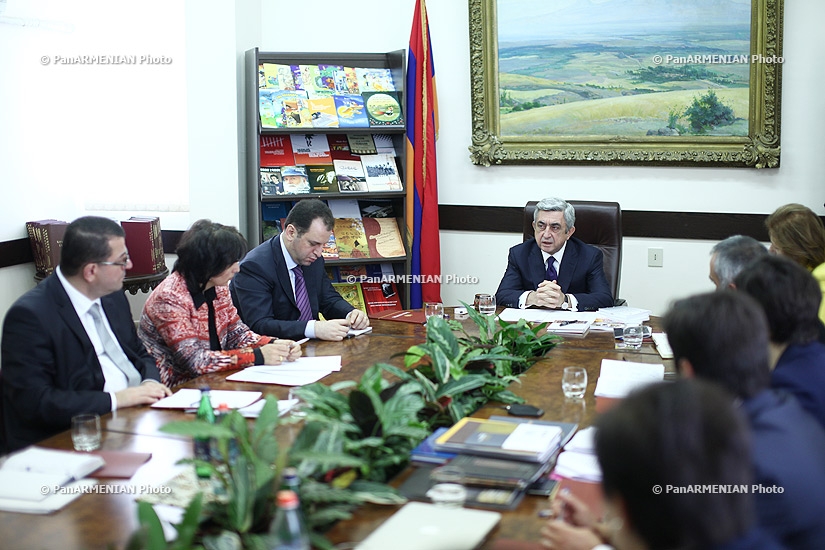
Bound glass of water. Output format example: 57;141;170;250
424;302;444;324
476;294;496;316
562;366;588;399
622;325;644;350
427;465;467;508
71;413;101;451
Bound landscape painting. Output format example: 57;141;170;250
467;0;784;168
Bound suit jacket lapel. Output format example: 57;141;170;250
46;277;94;355
272;236;297;308
557;239;579;292
528;240;547;287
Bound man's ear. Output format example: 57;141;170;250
677;357;695;378
82;262;97;283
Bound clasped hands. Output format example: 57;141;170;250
540;491;611;550
527;280;566;309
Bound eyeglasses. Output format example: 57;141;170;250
534;221;566;234
96;254;131;268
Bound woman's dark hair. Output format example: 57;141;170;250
595;379;754;549
173;219;247;294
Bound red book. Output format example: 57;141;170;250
122;217;164;275
361;280;402;315
260;135;295;166
327;134;360;161
26;220;68;276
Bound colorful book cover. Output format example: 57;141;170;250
260;135;295;166
360;154;403;191
338;264;368;281
290;65;304;90
362;217;405;258
333;94;369;128
327;134;360;161
322;230;339;259
333;67;360;95
355;67;396;92
363;92;404;127
257;64;267;88
306;164;337;193
333;159;369;192
291;134;331;165
307;97;339;128
262;63;280;89
333;218;370;259
260;167;283;196
260;90;312;128
332;283;367;314
318;64;343;94
278;165;311;195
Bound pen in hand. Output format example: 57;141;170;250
292;337;309;349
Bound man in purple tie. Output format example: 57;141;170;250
495;197;613;311
232;199;370;341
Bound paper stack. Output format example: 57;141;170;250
596;306;651;325
554;449;602;482
226;355;343;386
594;359;665;399
151;389;263;409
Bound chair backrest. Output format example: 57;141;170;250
523;200;622;300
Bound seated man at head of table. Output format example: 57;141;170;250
708;234;768;290
495;197;613;312
0;216;171;453
231;199;370;341
664;290;825;549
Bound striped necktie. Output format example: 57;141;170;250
292;266;313;321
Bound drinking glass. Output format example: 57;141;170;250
622;325;644;350
424;302;444;323
562;367;587;399
477;294;496;316
72;413;101;451
427;465;467;508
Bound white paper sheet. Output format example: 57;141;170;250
0;479;97;513
594;359;665;398
226;368;333;386
497;308;600;324
554;451;602;482
236;399;298;418
150;389;262;410
258;355;343;371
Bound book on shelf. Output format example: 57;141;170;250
360;198;396;218
325;266;340;282
317;64;343;94
332;159;369;192
333;94;369;128
306;164;338;193
289;65;304;90
337;264;367;281
261;202;291;240
362;91;405;127
411;427;456;464
355;67;396;92
279;166;311;194
307;97;339;128
361;279;402;315
361;154;403;191
121;216;165;275
333;66;360;95
372;134;397;156
362;217;405;258
260;134;295;166
322;230;339;259
327;198;362;218
328;134;360;161
261;63;296;90
26;219;68;276
433;416;563;463
347;134;376;155
260;89;312;128
333;218;369;259
332;282;367;314
299;64;333;99
260;166;283;196
291;134;331;165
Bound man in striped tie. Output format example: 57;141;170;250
232;199;369;341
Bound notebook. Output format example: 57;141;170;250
354;501;501;550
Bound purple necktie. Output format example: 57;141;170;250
545;257;558;281
292;266;313;321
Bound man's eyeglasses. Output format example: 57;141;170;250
534;221;566;234
96;254;131;267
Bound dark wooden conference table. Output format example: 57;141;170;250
0;310;673;549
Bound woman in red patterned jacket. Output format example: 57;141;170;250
139;220;300;387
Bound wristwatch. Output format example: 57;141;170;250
560;294;570;310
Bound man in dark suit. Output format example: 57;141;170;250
495;197;613;311
665;291;825;549
1;216;171;453
231;199;370;341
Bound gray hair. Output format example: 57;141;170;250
710;235;768;289
534;197;575;231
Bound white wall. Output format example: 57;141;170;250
1;0;823;325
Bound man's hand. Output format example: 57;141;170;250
314;319;351;341
261;340;302;364
540;520;603;550
528;280;565;308
552;491;597;528
115;381;171;409
347;309;370;330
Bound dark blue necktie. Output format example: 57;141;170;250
545;256;558;281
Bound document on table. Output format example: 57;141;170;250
594;359;664;398
150;389;262;410
348;326;373;337
554;450;602;482
498;308;600;324
226;355;343;386
236;399;299;418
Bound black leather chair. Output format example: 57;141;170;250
523;200;624;305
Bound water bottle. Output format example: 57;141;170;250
214;403;240;465
194;386;215;479
280;467;301;494
269;490;310;550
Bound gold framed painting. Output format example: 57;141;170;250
468;0;783;168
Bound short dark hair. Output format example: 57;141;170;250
765;203;825;269
60;216;125;277
283;199;334;236
710;235;768;289
663;291;771;399
734;255;822;345
173;219;248;294
596;379;754;549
